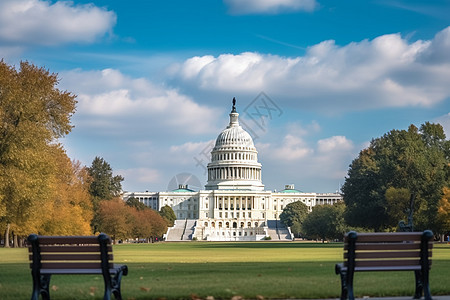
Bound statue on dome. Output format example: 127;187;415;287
232;97;236;112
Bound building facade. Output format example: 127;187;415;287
123;102;342;241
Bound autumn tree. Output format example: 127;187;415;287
88;156;124;233
37;147;93;236
97;199;133;243
0;61;76;247
436;187;450;240
280;201;309;237
342;123;449;232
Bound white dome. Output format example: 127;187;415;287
206;103;264;191
215;123;254;149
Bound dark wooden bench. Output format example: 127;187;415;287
335;230;433;300
28;233;128;300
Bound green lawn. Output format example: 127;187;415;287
1;242;449;299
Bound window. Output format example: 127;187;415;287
226;222;230;228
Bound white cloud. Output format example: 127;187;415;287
317;136;353;153
172;26;450;112
60;68;221;136
224;0;317;14
0;0;116;46
434;113;450;137
117;168;161;189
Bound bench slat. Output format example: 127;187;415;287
340;265;422;272
29;245;112;253
344;251;423;259
353;259;422;267
40;268;121;275
38;262;113;269
345;242;432;251
30;254;113;261
36;236;104;245
345;232;422;242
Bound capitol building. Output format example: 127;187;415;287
123;101;342;241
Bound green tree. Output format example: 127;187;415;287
0;61;76;247
342;123;449;232
280;201;308;237
159;205;176;227
126;197;148;211
87;156;124;233
302;203;347;242
87;156;124;200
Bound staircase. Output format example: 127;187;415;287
266;220;292;241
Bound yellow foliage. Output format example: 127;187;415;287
437;187;450;231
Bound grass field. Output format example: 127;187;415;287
1;242;449;299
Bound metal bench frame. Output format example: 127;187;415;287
335;230;433;300
28;233;128;300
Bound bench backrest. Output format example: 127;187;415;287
343;231;433;271
28;233;114;272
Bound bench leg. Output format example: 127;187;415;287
338;270;348;300
103;266;128;300
422;270;432;300
31;274;51;300
414;270;423;299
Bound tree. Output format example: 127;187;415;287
342;123;449;232
0;61;76;247
88;156;124;233
87;156;124;200
37;147;93;236
302;203;347;242
126;197;148;211
159;205;176;227
436;187;450;240
97;199;133;243
280;201;309;237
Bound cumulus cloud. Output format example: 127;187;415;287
434;113;450;137
172;26;450;112
258;122;356;190
224;0;318;14
117;168;161;192
0;0;116;46
60;68;220;136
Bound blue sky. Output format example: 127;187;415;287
1;0;449;193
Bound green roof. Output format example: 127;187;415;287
171;188;196;193
279;189;302;193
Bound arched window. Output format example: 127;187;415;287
240;222;244;228
255;222;258;227
247;222;251;227
212;222;215;228
204;222;208;227
226;222;230;228
219;222;222;228
233;222;237;228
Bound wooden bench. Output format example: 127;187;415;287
335;230;433;300
28;233;128;300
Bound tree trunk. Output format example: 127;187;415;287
4;223;10;248
13;232;18;248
